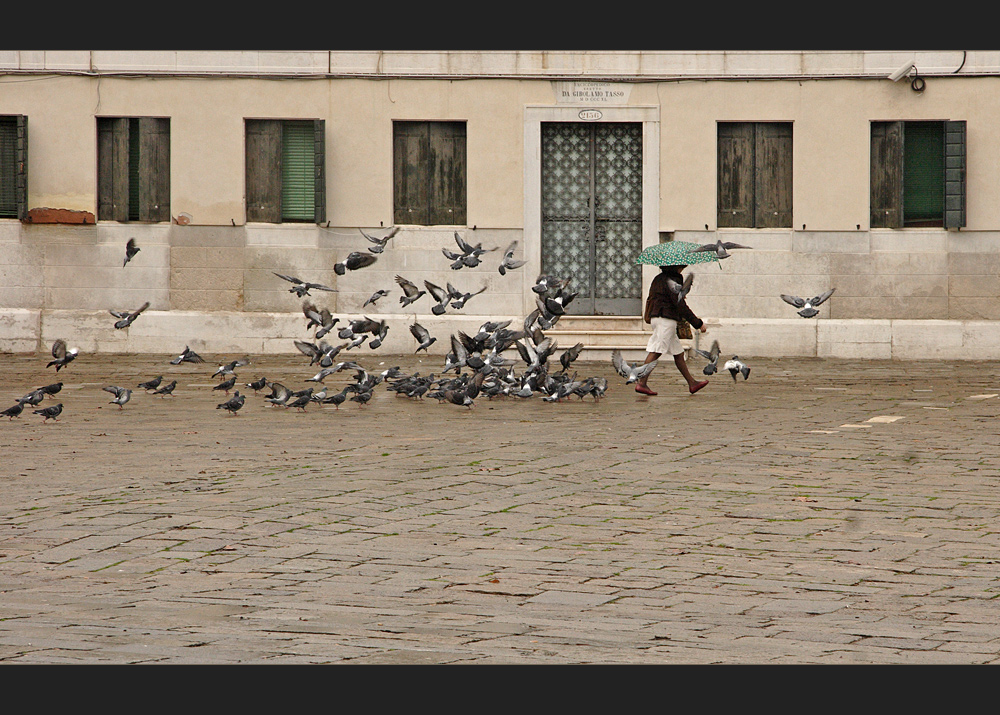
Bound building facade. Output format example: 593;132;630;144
2;50;999;359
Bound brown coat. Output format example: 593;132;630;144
643;268;703;328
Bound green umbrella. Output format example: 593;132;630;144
635;240;720;267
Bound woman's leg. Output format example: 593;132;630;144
635;351;661;395
675;352;708;393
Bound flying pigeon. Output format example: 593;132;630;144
410;322;437;353
780;289;836;318
217;391;245;416
1;402;24;420
333;251;378;275
690;239;753;263
666;273;694;301
424;280;451;315
723;355;751;382
695;339;721;375
395;275;426;308
449;284;487;311
361;226;399;254
123;238;140;267
103;385;132;409
273;272;337;298
302;301;338;339
611;349;658;385
498;240;527;275
170;345;205;365
47;339;79;372
138;375;163;391
532;275;571;295
559;342;585;373
110;301;150;329
363;289;390;308
33;403;63;422
152;380;177;397
212;357;250;379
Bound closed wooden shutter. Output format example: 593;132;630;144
246;119;282;223
109;118;130;222
944;120;967;229
281;121;315;222
394;121;430;225
717;122;754;227
870;121;903;228
138;117;170;222
428;121;466;225
754;122;792;228
313;119;325;225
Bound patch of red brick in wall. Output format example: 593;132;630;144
24;208;97;224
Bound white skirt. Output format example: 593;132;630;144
646;317;685;356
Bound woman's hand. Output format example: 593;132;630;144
699;325;708;333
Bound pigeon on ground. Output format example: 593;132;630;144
2;402;25;420
333;251;378;275
33;403;63;422
410;322;437;353
39;382;63;398
611;349;658;385
498;240;527;275
690;239;753;263
212;357;250;379
273;272;337;297
723;355;751;382
217;391;245;416
361;226;399;254
213;376;237;394
18;388;46;407
103;385;132;409
47;339;79;372
319;386;351;409
245;377;268;394
349;389;374;407
695;339;721;375
396;275;426;308
780;289;836;319
264;382;293;407
170;346;204;365
138;375;163;391
123;238;140;267
152;380;177;397
285;392;313;411
363;289;391;308
110;301;150;330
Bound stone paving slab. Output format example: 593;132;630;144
2;351;1000;663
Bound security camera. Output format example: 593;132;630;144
888;61;916;82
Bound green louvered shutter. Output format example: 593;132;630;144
0;117;16;218
281;121;315;222
128;118;141;220
313;119;325;224
944;120;967;229
903;121;944;227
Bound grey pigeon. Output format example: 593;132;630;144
695;339;721;375
123;237;140;267
333;251;378;275
152;380;177;397
780;289;835;319
1;402;24;420
302;301;338;339
273;272;336;297
138;375;163;391
410;322;437;353
498;240;527;275
103;385;132;409
217;391;245;416
47;339;79;372
395;275;426;308
559;342;585;373
39;382;63;397
449;284;487;311
18;388;46;407
110;301;150;329
611;349;658;385
245;377;268;394
690;239;753;263
33;403;63;422
363;289;390;308
361;226;399;254
424;280;451;315
170;345;204;365
213;376;237;394
666;273;694;301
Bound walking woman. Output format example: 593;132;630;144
636;264;709;396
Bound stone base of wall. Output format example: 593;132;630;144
1;309;998;361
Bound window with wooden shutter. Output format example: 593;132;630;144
0;116;21;218
393;120;466;226
717;122;792;228
97;116;170;223
870;120;965;229
245;118;325;224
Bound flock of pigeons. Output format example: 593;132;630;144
1;232;838;422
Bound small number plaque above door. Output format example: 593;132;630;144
579;109;603;121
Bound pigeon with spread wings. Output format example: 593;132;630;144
110;301;150;330
611;349;658;385
273;272;337;297
780;288;835;318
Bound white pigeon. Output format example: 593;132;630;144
723;355;751;382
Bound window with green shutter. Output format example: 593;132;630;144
870;120;966;229
97;117;170;223
245;119;325;224
0;115;27;220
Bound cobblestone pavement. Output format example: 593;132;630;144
1;349;1000;664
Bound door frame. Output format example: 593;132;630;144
523;105;659;317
